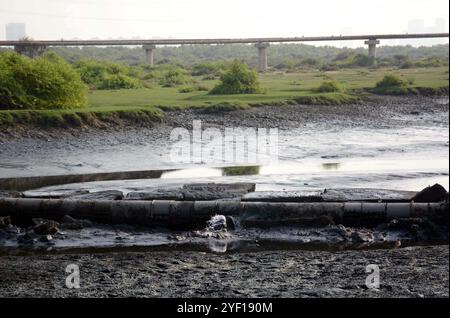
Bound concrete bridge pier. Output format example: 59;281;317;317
255;42;270;72
364;39;380;64
14;44;47;58
143;44;156;66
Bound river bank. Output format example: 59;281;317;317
0;95;448;140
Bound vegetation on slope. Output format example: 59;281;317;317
0;51;87;110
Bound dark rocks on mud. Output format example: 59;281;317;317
382;217;449;241
0;216;12;228
32;218;59;235
125;187;184;201
126;183;256;201
182;183;255;200
60;215;93;230
412;183;448;203
321;188;418;202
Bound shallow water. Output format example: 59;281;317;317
16;122;449;194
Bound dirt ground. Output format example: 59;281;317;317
0;245;448;298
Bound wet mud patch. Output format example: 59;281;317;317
0;245;448;297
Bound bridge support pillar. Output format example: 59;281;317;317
143;44;156;66
14;44;47;58
364;39;380;64
255;42;270;72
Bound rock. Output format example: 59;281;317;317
23;189;89;199
32;219;59;235
17;232;39;245
321;188;417;202
350;230;374;243
126;183;256;201
411;184;447;202
182;183;255;200
0;190;22;198
242;191;323;202
68;190;124;200
39;234;53;242
207;215;227;231
0;216;12;228
60;215;92;229
125;187;184;200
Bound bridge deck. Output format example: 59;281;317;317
1;33;448;46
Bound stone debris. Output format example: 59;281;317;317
67;190;124;201
32;219;60;235
411;183;448;202
182;183;255;200
60;215;93;230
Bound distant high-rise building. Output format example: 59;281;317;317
5;23;26;41
435;18;447;33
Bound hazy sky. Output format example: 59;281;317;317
0;0;449;46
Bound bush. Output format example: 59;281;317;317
178;86;195;93
209;60;263;95
178;84;209;93
191;62;226;76
0;51;87;110
373;74;410;94
315;80;344;93
74;59;141;89
159;69;189;87
99;74;142;89
375;74;407;89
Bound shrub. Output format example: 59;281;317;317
74;59;141;89
375;74;407;89
0;51;87;110
159;69;189;87
373;74;410;94
315;80;344;93
99;74;142;89
192;62;226;76
209;60;263;95
178;84;209;93
178;86;195;93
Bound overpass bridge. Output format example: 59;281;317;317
0;33;448;71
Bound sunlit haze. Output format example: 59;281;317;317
0;0;449;46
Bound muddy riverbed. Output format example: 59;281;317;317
0;245;448;298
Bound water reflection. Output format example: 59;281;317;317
222;166;260;176
322;163;341;171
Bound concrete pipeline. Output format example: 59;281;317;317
0;198;447;229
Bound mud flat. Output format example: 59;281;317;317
0;95;448;154
0;245;447;298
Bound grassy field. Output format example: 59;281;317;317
1;67;448;128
